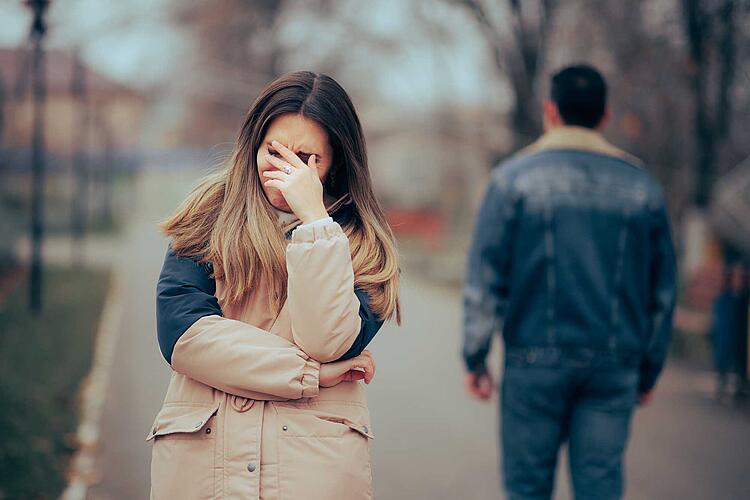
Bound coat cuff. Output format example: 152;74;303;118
297;216;334;230
290;219;345;243
300;356;321;398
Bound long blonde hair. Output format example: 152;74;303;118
161;71;401;324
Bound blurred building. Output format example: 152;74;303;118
364;103;509;248
0;47;147;264
0;47;146;159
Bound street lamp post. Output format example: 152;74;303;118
25;0;50;313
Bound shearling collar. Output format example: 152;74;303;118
520;126;643;166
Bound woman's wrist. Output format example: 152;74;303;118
299;205;329;225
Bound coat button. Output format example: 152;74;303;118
205;427;211;434
247;462;256;473
282;425;288;432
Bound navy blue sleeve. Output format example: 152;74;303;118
639;199;678;393
336;288;386;361
156;244;223;365
463;172;517;373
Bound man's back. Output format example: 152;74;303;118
498;145;670;357
463;127;676;394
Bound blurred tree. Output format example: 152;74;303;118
449;0;557;151
174;0;286;146
681;0;741;207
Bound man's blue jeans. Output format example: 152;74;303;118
501;349;640;500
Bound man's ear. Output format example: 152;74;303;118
596;108;611;130
543;100;562;130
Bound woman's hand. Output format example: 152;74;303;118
319;350;376;388
262;140;329;224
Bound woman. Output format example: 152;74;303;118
148;71;401;500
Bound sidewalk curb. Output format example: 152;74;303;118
60;268;127;500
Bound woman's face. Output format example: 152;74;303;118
256;113;334;212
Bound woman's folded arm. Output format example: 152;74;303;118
157;244;320;401
285;221;384;363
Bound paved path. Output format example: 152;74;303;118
87;169;750;500
87;169;199;500
368;278;750;500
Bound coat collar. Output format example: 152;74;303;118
274;192;352;234
518;126;643;166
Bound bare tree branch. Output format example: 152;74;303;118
448;0;556;150
717;0;736;138
450;0;508;73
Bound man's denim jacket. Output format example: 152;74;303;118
462;126;677;393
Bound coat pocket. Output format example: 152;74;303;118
276;410;373;500
147;403;220;500
146;402;220;440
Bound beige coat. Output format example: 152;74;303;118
147;196;375;499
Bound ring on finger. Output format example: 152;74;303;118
282;165;292;175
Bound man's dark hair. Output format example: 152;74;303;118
550;65;607;129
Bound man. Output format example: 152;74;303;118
462;64;677;500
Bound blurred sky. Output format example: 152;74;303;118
1;0;182;86
0;0;494;108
